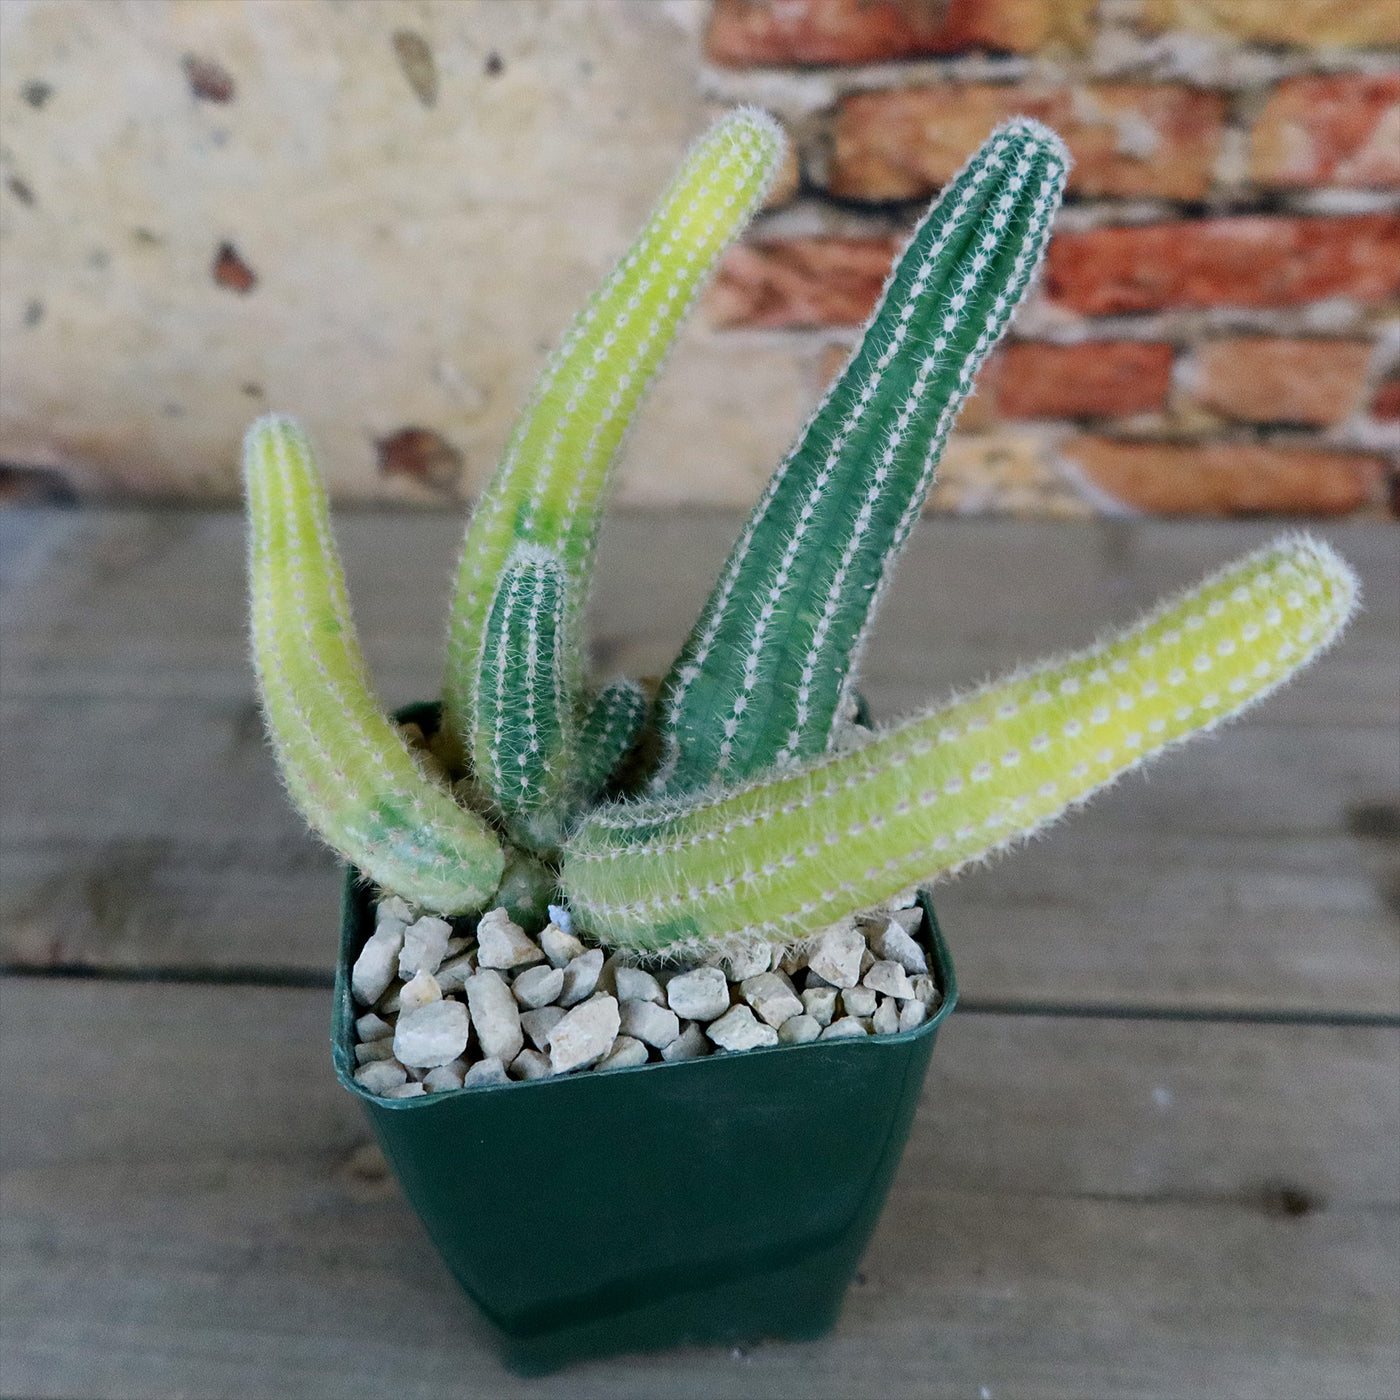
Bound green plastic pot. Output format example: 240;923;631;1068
331;709;958;1375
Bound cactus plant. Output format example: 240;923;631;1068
244;111;1358;965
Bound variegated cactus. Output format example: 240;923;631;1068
244;112;1359;959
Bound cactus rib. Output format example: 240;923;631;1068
574;678;648;802
653;119;1069;796
471;545;573;851
563;536;1358;954
244;416;503;914
441;109;786;758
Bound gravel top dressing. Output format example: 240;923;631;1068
350;895;942;1097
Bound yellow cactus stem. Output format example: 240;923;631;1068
441;108;787;758
561;535;1359;955
244;416;503;914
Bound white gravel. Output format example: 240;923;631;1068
351;901;942;1097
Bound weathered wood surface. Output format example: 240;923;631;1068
2;509;1397;1012
2;979;1396;1400
1;506;1398;1398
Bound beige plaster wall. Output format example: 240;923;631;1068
0;0;812;505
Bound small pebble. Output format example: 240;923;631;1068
424;1059;467;1092
619;998;680;1049
510;1049;555;1081
476;908;545;969
808;926;865;989
548;994;620;1073
540;922;586;968
394;999;471;1068
707;1004;779;1052
778;1014;822;1045
801;986;838;1027
398;915;452;978
465;970;524;1064
714;942;770;981
661;1021;712;1062
597;951;628;997
899;999;929;1033
354;1012;394;1042
354;1059;408;1093
615;966;665;1005
864;960;915;1000
547;903;573;934
597;1035;650;1071
512;964;565;1009
435;951;477;993
558;948;604;1007
820;1017;870;1040
872;996;900;1037
354;1038;398;1065
351;925;404;1005
444;934;472;957
842;986;878;1018
398;970;442;1014
741;971;803;1029
520;1005;566;1052
382;1082;427;1098
666;966;731;1021
462;1056;511;1087
868;920;928;975
911;974;939;1007
378;894;414;927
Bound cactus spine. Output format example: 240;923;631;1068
654;120;1068;796
244;416;503;914
562;536;1357;954
440;108;786;771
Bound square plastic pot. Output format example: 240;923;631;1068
330;708;957;1374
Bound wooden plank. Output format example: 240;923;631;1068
3;707;1393;1010
3;511;1396;1010
1;978;1396;1398
2;509;1395;724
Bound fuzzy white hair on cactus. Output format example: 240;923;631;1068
242;110;1359;956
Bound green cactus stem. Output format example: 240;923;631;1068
441;108;786;762
574;678;648;802
563;535;1358;955
653;119;1069;796
244;415;503;914
471;545;572;851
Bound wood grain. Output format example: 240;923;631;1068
2;511;1396;1010
2;979;1395;1399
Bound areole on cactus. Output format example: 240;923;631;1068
243;110;1359;954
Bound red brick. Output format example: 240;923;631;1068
831;84;1225;202
1142;0;1400;49
707;238;896;328
1044;215;1400;315
704;0;1092;67
1371;376;1400;421
1192;339;1372;426
1063;437;1385;516
994;342;1174;418
1252;74;1400;189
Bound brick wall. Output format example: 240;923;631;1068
1;0;1396;516
702;0;1400;517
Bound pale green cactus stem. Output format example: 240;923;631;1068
574;678;648;802
562;536;1358;955
244;415;503;914
654;119;1069;796
471;545;572;851
441;108;787;763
